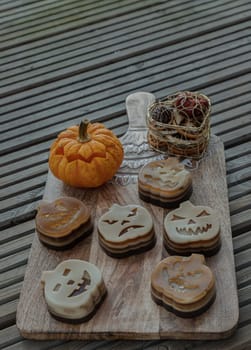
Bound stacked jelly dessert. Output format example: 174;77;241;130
138;157;192;208
97;204;155;258
36;197;93;250
151;254;216;317
163;201;221;256
41;259;107;323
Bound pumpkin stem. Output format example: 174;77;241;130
78;119;91;143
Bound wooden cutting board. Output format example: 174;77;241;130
17;92;239;340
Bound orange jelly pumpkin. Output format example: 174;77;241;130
49;119;124;188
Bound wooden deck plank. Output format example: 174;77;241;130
1;10;251;96
2;72;250;164
230;194;251;216
0;325;22;349
0;265;27;290
0;166;47;190
1;39;250;132
0;0;165;48
0;220;34;245
0;0;118;25
0;282;23;306
1;0;249;48
231;210;251;236
225;141;251;161
236;266;251;289
1;68;250;155
0;250;30;275
0;299;18;329
229;182;251;202
1;4;249;84
1;0;246;57
1;23;249;114
0;235;33;260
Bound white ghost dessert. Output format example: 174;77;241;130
164;201;221;256
41;259;107;323
97;204;156;258
138;158;192;208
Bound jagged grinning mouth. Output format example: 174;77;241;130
176;224;212;235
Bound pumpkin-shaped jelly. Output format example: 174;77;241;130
49;119;124;188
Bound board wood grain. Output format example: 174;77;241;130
16;92;239;340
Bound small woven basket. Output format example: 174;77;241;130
146;91;211;159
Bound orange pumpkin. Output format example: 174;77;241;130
49;119;124;188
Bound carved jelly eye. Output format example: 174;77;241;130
82;270;91;282
53;283;61;292
121;220;130;225
171;214;186;220
63;268;71;276
67;280;75;285
127;208;137;217
103;219;118;224
196;210;210;217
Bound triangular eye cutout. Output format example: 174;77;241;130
196;210;210;217
127;208;137;217
103;219;118;224
171;214;186;220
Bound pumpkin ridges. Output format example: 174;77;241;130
58;130;77;140
68;125;79;131
102;152;121;177
64;160;77;186
75;159;88;187
86;140;107;160
87;123;106;133
80;160;102;187
57;157;69;183
106;145;124;165
57;138;75;149
79;142;93;161
63;140;80;156
91;158;115;185
92;128;116;138
93;134;121;147
49;154;63;176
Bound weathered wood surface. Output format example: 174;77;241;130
16;93;239;340
0;0;251;349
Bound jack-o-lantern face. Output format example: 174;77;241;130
164;201;220;244
139;158;191;192
41;259;106;320
151;254;215;304
98;204;153;243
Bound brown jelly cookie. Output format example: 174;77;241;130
36;196;93;250
163;201;221;256
151;254;216;318
97;204;155;258
138;157;192;208
41;259;107;323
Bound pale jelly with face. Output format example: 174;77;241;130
164;201;220;244
97;204;156;257
41;259;106;322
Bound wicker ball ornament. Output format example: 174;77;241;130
174;91;210;125
149;104;173;124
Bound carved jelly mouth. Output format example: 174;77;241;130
176;224;212;236
119;225;144;236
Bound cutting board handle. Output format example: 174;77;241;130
125;92;155;129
